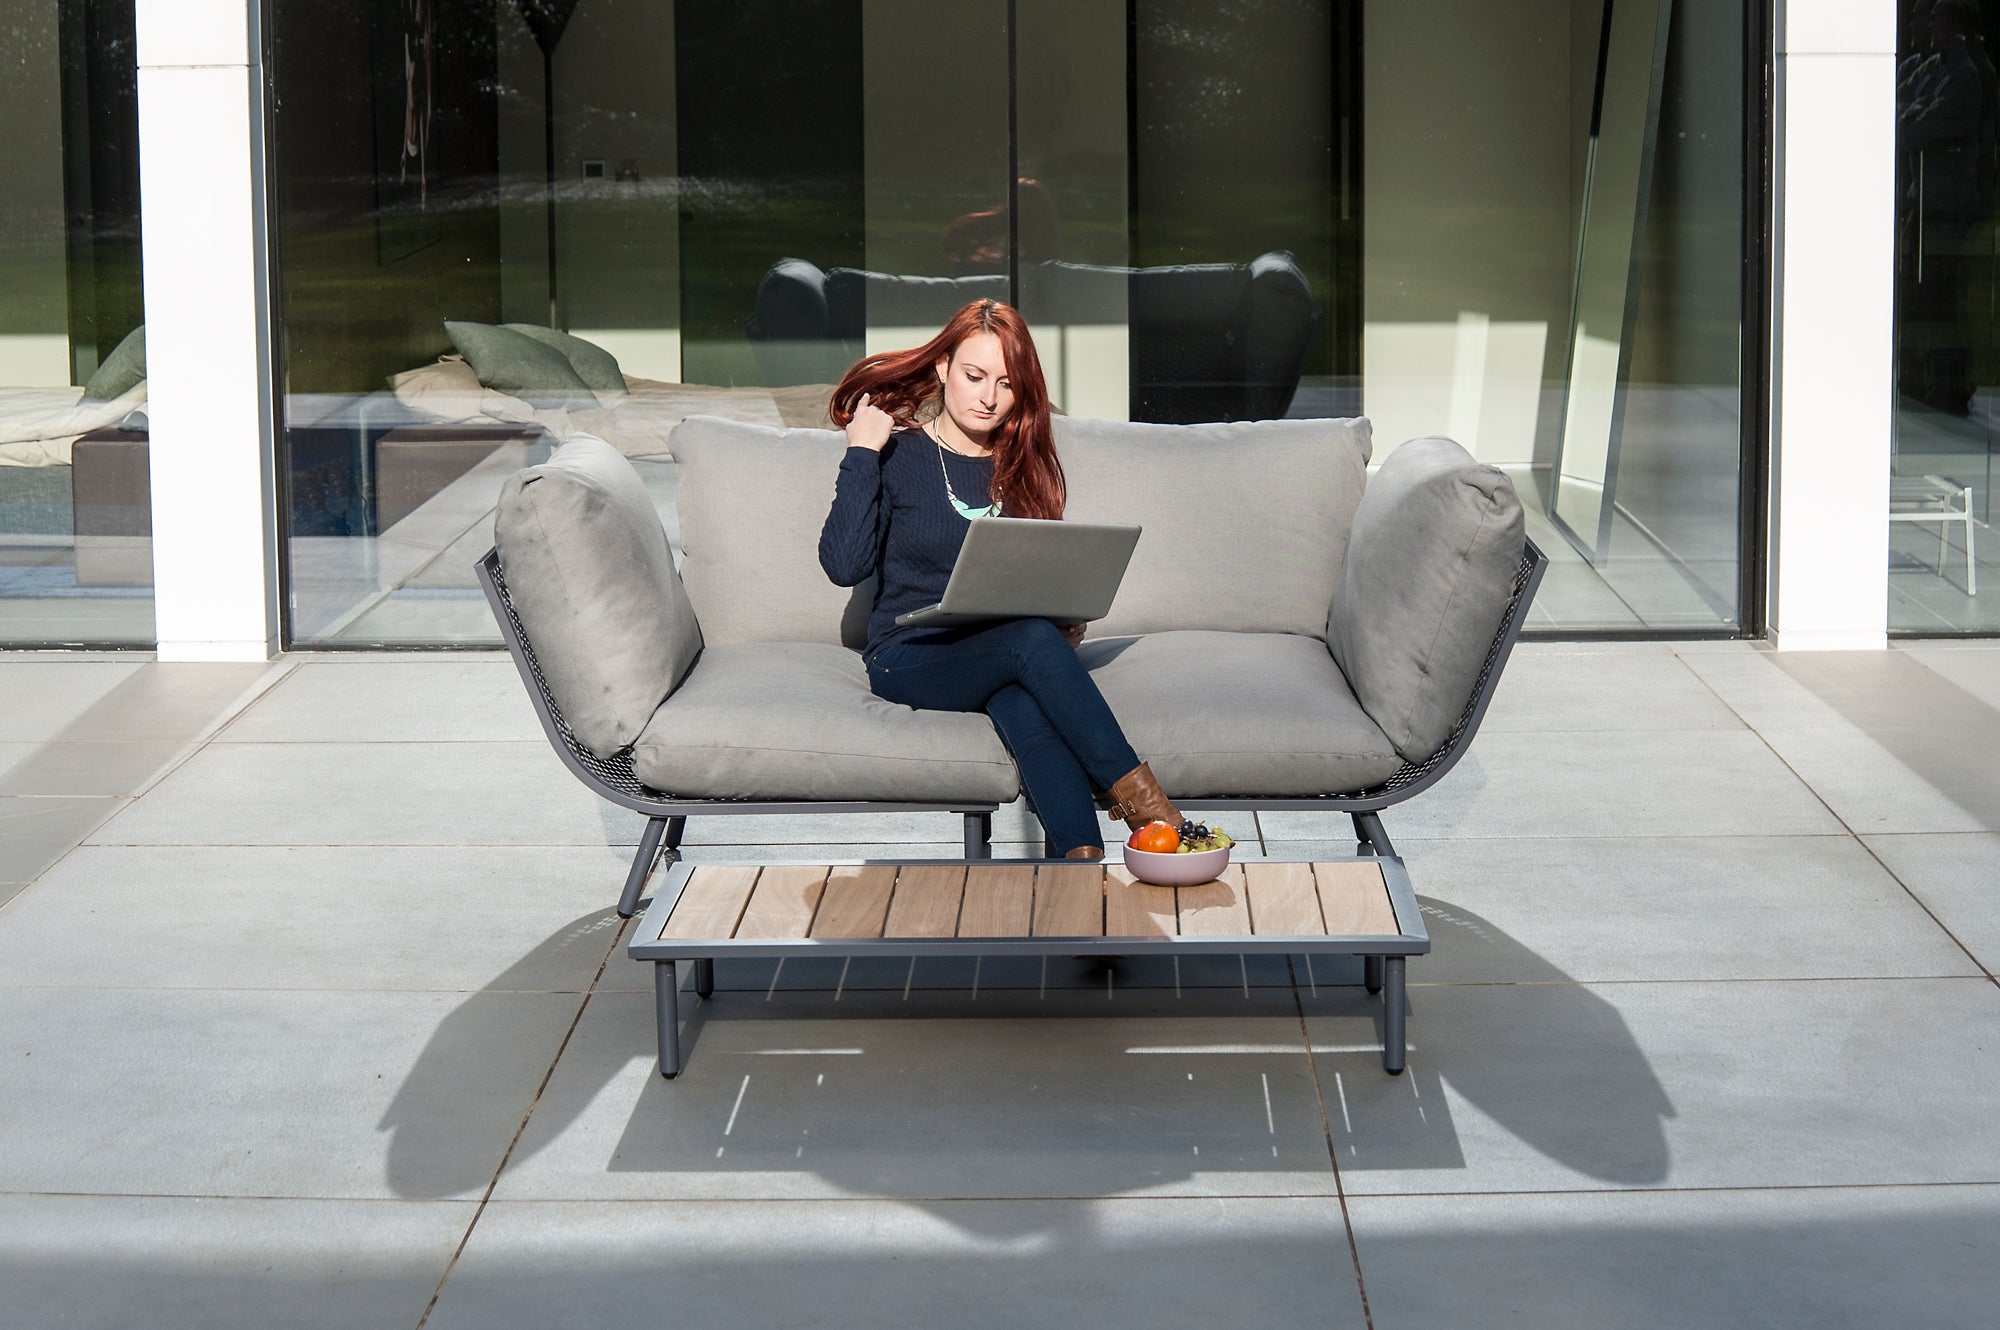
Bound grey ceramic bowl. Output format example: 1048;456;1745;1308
1120;839;1231;886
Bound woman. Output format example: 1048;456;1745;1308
817;299;1182;860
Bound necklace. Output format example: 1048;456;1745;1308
929;423;1001;519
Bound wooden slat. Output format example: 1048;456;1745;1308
1030;864;1105;938
957;864;1035;937
808;864;898;938
1244;861;1326;936
660;865;760;940
1177;864;1252;937
1313;861;1399;936
883;864;967;938
733;865;829;939
1104;866;1177;937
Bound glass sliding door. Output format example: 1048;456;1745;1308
1892;0;1999;631
0;0;152;646
264;0;1751;646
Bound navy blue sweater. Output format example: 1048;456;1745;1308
818;427;997;656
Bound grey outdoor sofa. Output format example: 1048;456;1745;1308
477;415;1546;921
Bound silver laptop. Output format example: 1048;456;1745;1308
894;517;1143;628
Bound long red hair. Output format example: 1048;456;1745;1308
829;300;1065;521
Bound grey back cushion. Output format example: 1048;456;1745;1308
502;324;628;397
1057;416;1372;639
494;436;701;757
445;320;596;403
671;415;873;648
83;324;146;401
1328;436;1525;765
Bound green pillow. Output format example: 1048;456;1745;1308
443;320;596;404
502;324;627;397
82;324;146;401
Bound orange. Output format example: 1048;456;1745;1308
1130;821;1180;854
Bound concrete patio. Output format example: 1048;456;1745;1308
2;639;1997;1328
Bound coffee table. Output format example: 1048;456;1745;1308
630;855;1429;1078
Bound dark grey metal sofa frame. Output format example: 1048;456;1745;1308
478;540;1547;927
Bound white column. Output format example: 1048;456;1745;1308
1768;1;1895;650
137;0;281;661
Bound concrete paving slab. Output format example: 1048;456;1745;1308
1330;834;1980;984
1862;832;2000;974
428;1196;1365;1329
217;660;543;743
1678;648;1851;729
1479;651;1743;733
1349;1185;2000;1330
0;1194;473;1330
38;661;287;744
1752;724;1998;834
1304;977;2000;1195
0;987;578;1200
1260;729;1842;842
678;801;1041;846
0;740;188;797
1901;643;2000;712
0;794;124;888
86;741;646;848
0;660;143;739
491;994;1338;1201
0;845;631;993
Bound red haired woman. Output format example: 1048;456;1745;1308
818;299;1183;860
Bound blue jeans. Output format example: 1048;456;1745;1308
866;618;1141;855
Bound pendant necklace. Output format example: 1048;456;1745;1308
930;423;1001;520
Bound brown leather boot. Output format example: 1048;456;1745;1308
1104;761;1183;831
1064;845;1105;861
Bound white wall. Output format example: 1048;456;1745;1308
1767;0;1895;649
0;1;73;385
1361;0;1576;465
137;0;280;661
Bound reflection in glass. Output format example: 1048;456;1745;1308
0;0;152;645
1891;0;1999;630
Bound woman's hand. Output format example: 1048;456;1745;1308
1059;622;1086;648
846;393;894;451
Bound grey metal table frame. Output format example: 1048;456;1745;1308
629;854;1430;1079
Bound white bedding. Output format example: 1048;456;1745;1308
387;359;832;458
0;383;148;467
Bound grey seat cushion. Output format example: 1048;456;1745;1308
1057;416;1371;640
670;415;873;647
1081;631;1404;796
631;642;1020;803
495;436;702;758
1329;436;1525;765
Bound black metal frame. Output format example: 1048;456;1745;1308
477;549;998;917
479;539;1547;918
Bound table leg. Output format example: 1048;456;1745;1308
694;957;714;998
1381;956;1406;1076
655;960;682;1079
1364;955;1384;994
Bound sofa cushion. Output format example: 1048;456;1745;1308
1329;436;1525;765
445;320;596;405
83;324;147;401
1081;631;1405;796
1056;415;1372;640
631;642;1020;802
670;415;873;648
502;324;628;397
494;435;701;758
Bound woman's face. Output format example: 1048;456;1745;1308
935;331;1015;447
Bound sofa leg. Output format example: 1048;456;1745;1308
1351;811;1397;859
1364;955;1385;995
694;957;714;998
619;818;669;919
655;960;682;1078
1381;956;1407;1075
964;810;992;860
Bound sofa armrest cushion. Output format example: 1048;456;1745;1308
494;435;702;757
1329;436;1524;765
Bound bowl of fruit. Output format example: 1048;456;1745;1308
1121;819;1235;886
